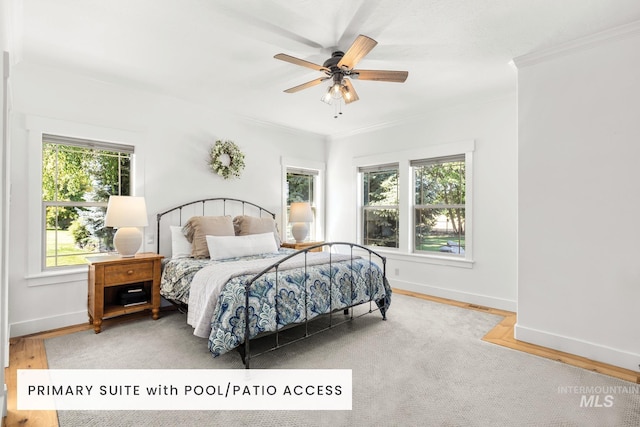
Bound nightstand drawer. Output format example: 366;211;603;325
104;263;153;285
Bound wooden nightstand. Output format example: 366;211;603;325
86;253;164;333
281;241;325;252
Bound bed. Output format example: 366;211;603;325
157;198;391;368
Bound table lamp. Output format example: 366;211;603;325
105;196;148;257
289;202;313;243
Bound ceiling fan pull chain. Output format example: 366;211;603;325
334;100;343;118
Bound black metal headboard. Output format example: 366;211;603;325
156;198;276;256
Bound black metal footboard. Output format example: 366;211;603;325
240;242;390;369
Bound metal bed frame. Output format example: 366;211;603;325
156;198;390;368
156;197;276;255
239;241;389;369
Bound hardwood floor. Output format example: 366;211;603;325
4;337;57;427
3;291;639;427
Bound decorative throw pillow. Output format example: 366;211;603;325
233;215;282;247
206;232;279;261
170;226;192;259
182;216;235;258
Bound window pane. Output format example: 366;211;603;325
45;206;115;267
286;172;314;205
364;208;399;247
43;143;131;202
414;207;465;254
414;161;465;205
42;144;93;202
362;167;399;248
87;150;131;202
363;169;398;205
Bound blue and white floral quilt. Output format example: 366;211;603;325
161;250;391;357
160;249;288;305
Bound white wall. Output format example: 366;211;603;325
8;62;325;336
515;23;640;371
326;95;518;311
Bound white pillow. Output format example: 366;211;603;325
170;226;192;259
206;232;279;261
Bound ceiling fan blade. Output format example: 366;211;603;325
341;79;360;104
274;53;329;72
336;0;386;48
337;35;378;70
284;77;329;93
352;69;408;83
213;3;325;50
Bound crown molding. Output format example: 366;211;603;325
512;19;640;69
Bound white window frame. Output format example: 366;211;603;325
281;157;325;243
354;140;474;268
359;163;399;248
412;154;467;257
25;116;145;285
42;134;135;270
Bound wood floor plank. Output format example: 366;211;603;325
4;338;58;427
481;315;640;384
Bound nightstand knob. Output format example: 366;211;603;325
127;270;134;275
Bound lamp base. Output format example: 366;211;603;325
291;222;309;243
113;227;143;257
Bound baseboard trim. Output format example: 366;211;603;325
389;278;517;312
9;310;87;338
515;323;640;374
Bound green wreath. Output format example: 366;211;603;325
208;140;245;180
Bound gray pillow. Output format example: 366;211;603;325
182;216;235;258
233;215;282;247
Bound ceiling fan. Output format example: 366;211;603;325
274;34;408;114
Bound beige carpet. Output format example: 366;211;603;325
45;294;640;426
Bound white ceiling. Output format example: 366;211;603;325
13;0;640;137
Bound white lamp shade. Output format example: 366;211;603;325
289;202;313;223
105;196;148;228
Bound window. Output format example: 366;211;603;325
412;155;465;255
360;164;399;248
285;168;318;241
356;140;473;264
42;134;133;268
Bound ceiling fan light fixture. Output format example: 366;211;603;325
321;81;347;104
331;82;342;97
321;87;334;104
340;84;352;101
320;85;344;118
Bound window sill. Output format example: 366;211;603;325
364;247;474;269
26;267;88;287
